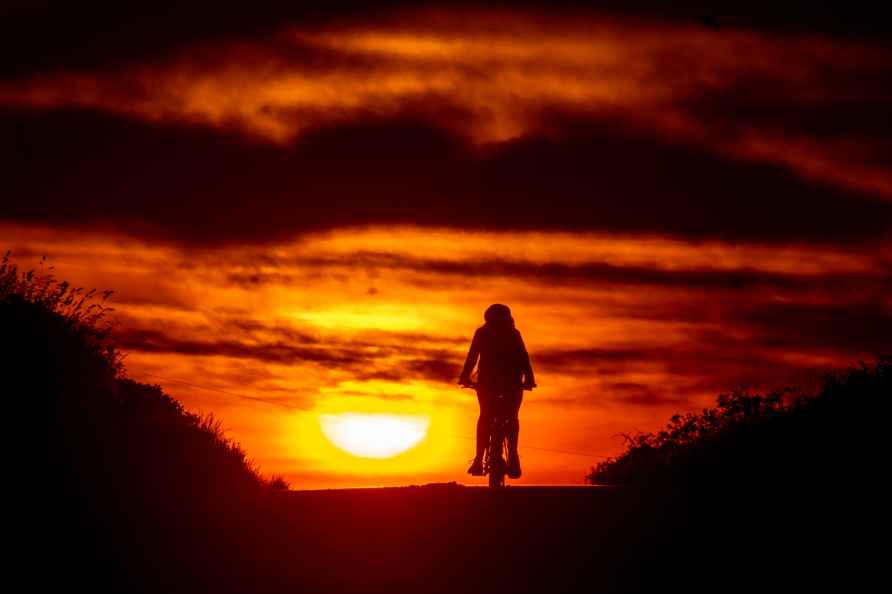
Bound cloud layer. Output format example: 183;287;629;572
3;107;891;245
2;9;892;247
5;11;892;193
2;5;890;487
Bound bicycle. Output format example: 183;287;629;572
461;380;536;488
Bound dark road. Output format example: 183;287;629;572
219;484;673;593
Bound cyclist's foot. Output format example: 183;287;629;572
467;458;484;476
508;454;521;479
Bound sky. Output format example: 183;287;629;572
2;2;891;488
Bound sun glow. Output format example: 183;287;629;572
319;413;431;458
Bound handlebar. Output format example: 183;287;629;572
459;381;536;391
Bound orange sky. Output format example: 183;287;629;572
4;223;889;487
2;7;891;487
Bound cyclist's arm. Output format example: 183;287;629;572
458;329;481;385
517;331;536;387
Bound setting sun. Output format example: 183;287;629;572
319;413;431;458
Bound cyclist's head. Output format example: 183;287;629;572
484;303;514;327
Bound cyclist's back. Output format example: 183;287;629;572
473;323;527;388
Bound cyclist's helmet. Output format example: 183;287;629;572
484;303;514;327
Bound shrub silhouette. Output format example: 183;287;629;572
587;356;891;489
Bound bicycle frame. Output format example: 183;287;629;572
462;382;518;488
484;403;511;488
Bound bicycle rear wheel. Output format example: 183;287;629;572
487;432;507;488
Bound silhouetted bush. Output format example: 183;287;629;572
267;474;292;490
587;356;891;489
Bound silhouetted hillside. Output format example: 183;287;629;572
584;356;887;592
2;253;286;591
1;252;277;490
587;357;890;489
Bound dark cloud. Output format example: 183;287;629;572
3;2;888;80
533;344;787;403
531;297;892;401
537;300;892;373
113;325;466;384
678;77;892;193
598;382;692;407
684;84;892;148
534;347;656;374
0;1;408;80
3;106;889;245
400;356;463;384
225;252;892;294
116;328;362;366
221;318;321;345
738;300;892;354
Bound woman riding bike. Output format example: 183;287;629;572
458;303;536;479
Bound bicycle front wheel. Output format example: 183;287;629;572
488;460;505;488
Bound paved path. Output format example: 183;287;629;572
227;484;663;593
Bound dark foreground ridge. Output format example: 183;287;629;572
268;485;640;592
78;480;867;593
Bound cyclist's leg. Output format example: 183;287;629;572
475;386;494;461
506;387;523;458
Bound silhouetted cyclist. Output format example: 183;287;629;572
458;303;535;478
